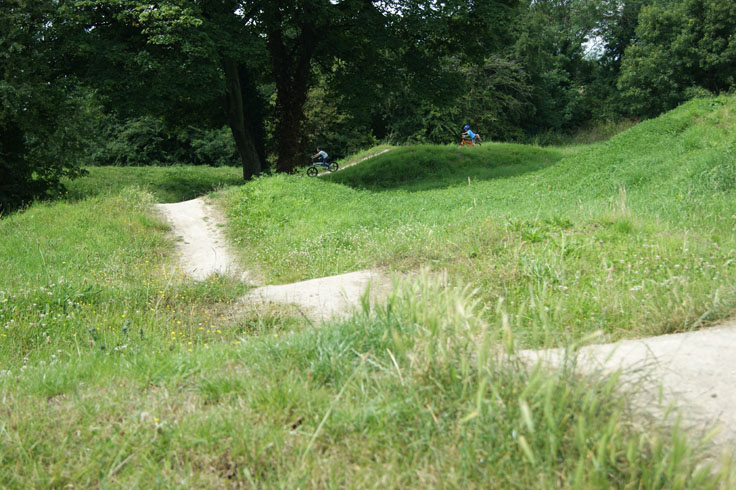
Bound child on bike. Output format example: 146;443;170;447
312;147;329;166
462;125;482;145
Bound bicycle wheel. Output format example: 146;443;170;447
306;166;318;177
327;161;338;172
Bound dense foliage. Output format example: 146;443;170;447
617;0;736;116
3;0;735;211
0;0;89;212
91;117;240;168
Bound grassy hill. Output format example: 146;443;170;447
1;96;735;487
223;95;736;345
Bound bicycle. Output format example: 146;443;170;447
460;135;482;147
460;133;483;146
306;159;339;176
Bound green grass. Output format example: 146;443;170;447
223;96;736;345
0;187;294;367
1;278;731;487
63;165;244;203
525;118;640;146
2;97;736;487
326;142;566;191
336;143;395;166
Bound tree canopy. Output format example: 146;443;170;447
1;0;89;211
3;0;735;211
618;0;736;116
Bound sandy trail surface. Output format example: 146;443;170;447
156;194;736;456
521;323;736;449
340;148;392;170
155;198;392;321
317;148;392;175
156;198;247;281
242;269;392;322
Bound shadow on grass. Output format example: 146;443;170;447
323;144;565;192
64;166;244;203
141;174;238;202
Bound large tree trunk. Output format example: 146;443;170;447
273;79;310;173
223;59;262;180
266;7;318;174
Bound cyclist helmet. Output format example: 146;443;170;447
463;125;470;130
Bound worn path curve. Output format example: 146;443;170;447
155;198;391;322
156;198;245;281
156;193;736;457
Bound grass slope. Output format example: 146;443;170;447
1;97;735;487
224;96;736;345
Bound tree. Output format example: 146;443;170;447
68;0;268;178
456;56;532;141
1;0;89;212
577;0;646;120
232;0;522;171
256;0;404;172
617;0;736;117
597;0;646;72
513;0;605;132
62;0;531;175
68;0;401;174
350;0;525;144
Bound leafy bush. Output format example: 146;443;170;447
301;87;377;163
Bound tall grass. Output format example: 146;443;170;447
1;274;731;487
0;187;293;368
525;118;640;146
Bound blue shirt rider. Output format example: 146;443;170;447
312;147;329;165
462;125;482;144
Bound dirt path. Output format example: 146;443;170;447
521;323;736;449
155;198;392;321
156;198;248;282
157;194;736;455
340;148;392;170
317;148;392;175
241;269;392;322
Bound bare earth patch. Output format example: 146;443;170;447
241;269;393;322
317;147;392;175
339;147;392;170
520;323;736;450
156;198;249;282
